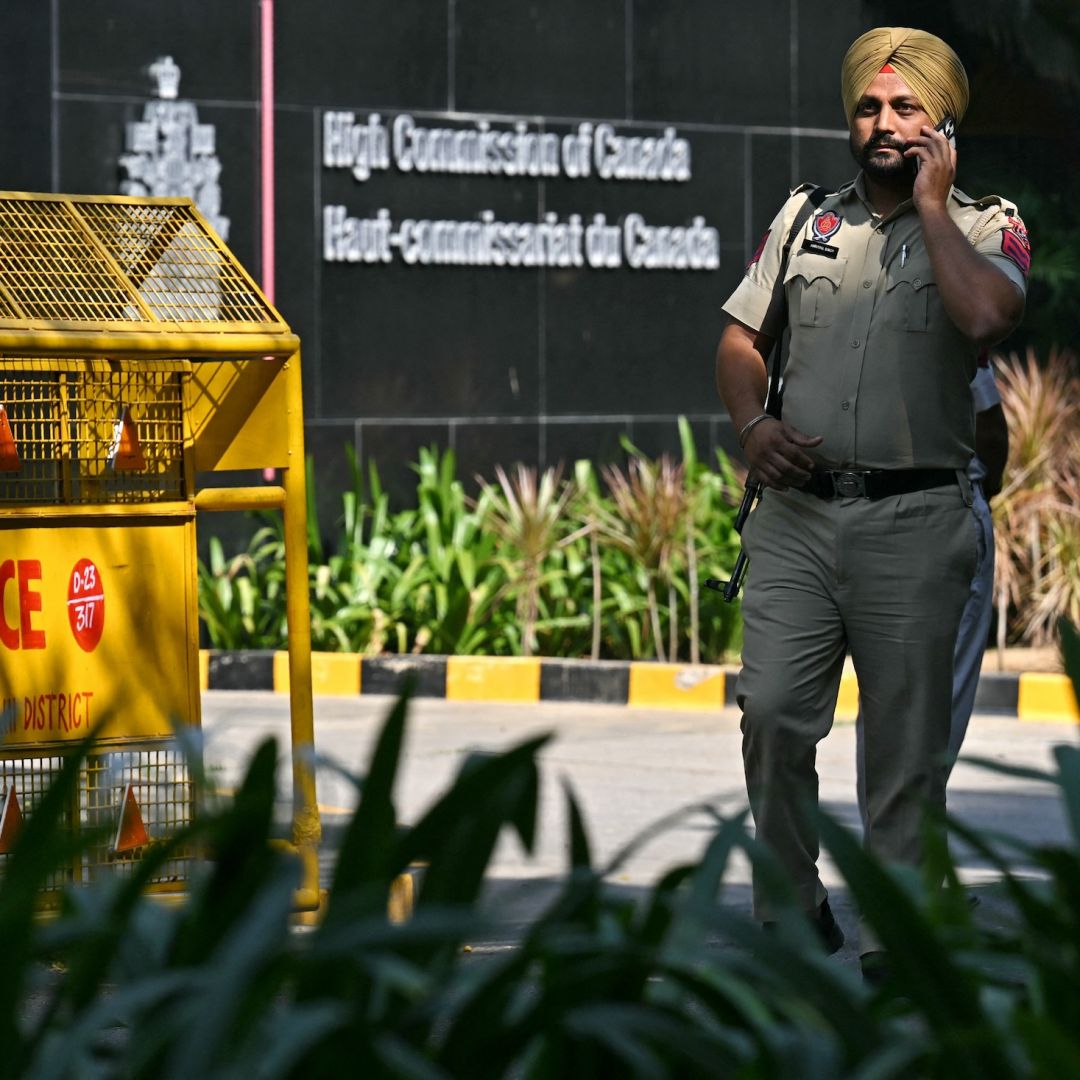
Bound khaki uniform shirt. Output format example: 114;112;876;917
722;174;1029;469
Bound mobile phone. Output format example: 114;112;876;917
936;115;957;148
915;115;956;171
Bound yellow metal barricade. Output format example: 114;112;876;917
0;192;318;908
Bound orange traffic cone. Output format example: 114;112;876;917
109;406;146;472
0;785;23;854
113;783;149;853
0;406;20;472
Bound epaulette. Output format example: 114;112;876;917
952;188;1019;244
952;188;1015;215
789;181;841;199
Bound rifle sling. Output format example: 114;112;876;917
762;186;830;418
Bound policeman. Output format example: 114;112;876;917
714;27;1029;969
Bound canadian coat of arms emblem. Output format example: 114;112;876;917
118;56;230;240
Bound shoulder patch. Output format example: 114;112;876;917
746;229;770;270
1000;214;1031;274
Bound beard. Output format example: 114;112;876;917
850;131;917;183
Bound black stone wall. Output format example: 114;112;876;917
9;0;883;526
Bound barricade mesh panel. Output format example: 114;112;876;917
0;200;144;323
0;755;72;891
0;372;62;502
0;194;281;328
0;741;196;890
82;745;195;884
0;361;186;504
75;201;275;324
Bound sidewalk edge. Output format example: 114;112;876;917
200;651;1075;721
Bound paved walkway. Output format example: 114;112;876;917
202;692;1077;962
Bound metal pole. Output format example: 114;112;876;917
260;0;276;307
259;0;278;487
281;348;320;910
0;330;299;359
193;486;286;512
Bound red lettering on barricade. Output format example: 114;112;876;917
17;560;44;649
3;560;48;649
20;690;95;735
68;558;104;652
17;565;45;648
0;561;19;649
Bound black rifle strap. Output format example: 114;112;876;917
762;185;830;417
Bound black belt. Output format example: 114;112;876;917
799;468;958;500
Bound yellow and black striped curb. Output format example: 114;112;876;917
199;651;1080;723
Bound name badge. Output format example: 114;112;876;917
800;238;839;258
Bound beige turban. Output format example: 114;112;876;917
841;27;969;126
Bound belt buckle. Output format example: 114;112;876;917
832;471;868;498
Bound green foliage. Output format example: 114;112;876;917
9;627;1080;1073
474;464;578;657
197;528;287;651
198;423;746;661
965;169;1080;355
991;348;1080;648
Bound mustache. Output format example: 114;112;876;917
864;133;908;153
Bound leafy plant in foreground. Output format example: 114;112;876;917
7;626;1080;1075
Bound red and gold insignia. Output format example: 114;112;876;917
1001;215;1031;275
812;210;842;242
747;229;770;270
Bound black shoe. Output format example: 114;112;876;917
860;950;890;988
813;899;845;955
763;899;845;956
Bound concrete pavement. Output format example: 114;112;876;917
201;692;1078;959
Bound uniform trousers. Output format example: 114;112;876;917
736;481;977;922
855;482;994;827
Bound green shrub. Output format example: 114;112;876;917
197;420;746;661
7;622;1080;1075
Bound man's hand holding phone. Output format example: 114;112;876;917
908;115;957;212
916;116;956;169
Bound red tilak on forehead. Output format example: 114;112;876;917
879;62;896;73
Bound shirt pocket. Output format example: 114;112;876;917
784;253;847;328
883;262;935;331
